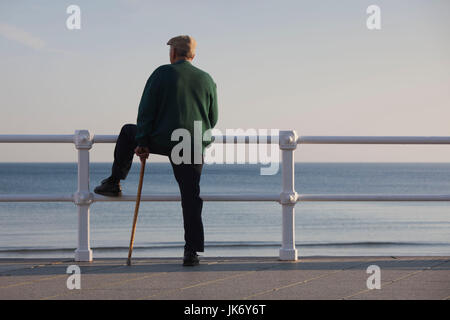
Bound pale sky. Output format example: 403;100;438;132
0;0;449;162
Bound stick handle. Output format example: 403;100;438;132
127;158;146;265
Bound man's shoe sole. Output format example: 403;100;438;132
94;189;122;197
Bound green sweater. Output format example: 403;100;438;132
135;60;218;156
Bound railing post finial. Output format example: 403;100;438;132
279;130;298;150
74;130;93;150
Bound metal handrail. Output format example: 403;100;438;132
297;136;450;144
3;134;450;144
2;193;450;203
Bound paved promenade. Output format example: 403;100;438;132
0;256;449;300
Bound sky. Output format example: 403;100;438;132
0;0;449;163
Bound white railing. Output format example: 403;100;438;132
1;130;450;262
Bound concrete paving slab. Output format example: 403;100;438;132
349;269;450;300
0;256;448;300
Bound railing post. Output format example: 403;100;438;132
73;130;94;262
279;130;299;261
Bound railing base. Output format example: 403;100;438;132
75;249;93;262
279;248;298;261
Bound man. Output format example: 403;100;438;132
94;35;218;266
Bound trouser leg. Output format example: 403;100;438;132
111;124;137;181
110;123;205;252
170;158;204;252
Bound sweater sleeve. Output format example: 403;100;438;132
208;81;218;128
135;69;161;147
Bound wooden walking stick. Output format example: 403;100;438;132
126;158;146;266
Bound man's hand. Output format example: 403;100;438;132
134;146;150;161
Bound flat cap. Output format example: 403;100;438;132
167;35;197;58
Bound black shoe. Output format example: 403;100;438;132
94;176;122;197
183;249;199;266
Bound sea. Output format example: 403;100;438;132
0;162;449;259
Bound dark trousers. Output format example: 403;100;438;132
111;124;204;252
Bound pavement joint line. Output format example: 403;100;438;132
242;269;343;300
136;261;279;300
0;261;74;289
0;258;230;292
136;259;344;300
0;260;70;276
341;259;450;300
340;269;423;300
41;259;274;300
40;271;169;300
137;270;257;300
241;258;375;300
0;261;134;290
0;274;67;290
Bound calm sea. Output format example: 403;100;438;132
0;162;449;258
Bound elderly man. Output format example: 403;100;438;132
94;35;218;266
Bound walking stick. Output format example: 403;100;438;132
126;158;146;266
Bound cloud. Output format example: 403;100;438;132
0;22;46;50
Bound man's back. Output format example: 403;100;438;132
135;60;218;156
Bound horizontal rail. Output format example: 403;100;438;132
0;134;277;144
92;135;117;143
2;193;450;202
2;134;450;145
0;194;74;202
95;193;280;202
0;134;75;143
298;136;450;144
297;194;450;201
93;135;278;144
0;193;280;202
